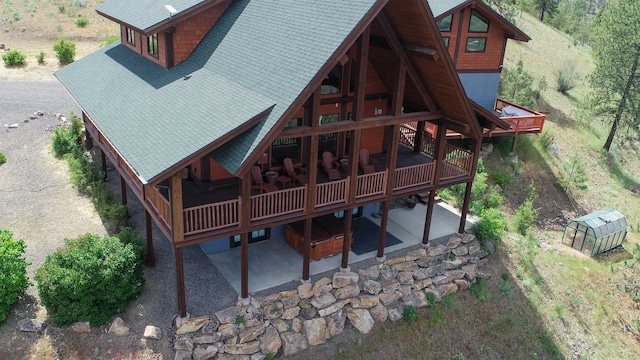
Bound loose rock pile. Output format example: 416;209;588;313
172;233;490;359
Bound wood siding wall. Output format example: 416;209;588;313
441;7;507;71
173;0;232;65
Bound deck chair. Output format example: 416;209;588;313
282;157;307;186
321;151;341;181
251;166;278;193
359;148;375;174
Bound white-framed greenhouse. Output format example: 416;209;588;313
562;209;627;256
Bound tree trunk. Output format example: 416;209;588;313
603;49;640;151
540;9;545;22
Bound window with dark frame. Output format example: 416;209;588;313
230;228;270;248
125;27;136;45
437;14;452;32
465;37;487;52
147;33;159;58
442;36;450;48
469;10;489;33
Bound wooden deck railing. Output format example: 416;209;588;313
251;186;307;221
183;199;239;235
394;163;435;190
356;171;387;198
491;98;546;135
316;179;349;207
147;185;170;228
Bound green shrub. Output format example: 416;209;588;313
558;155;587;193
53;38;76;63
489;169;513;187
499;280;512;296
0;152;6;165
52;116;83;157
36;50;46;64
101;34;119;48
555;63;579;95
117;227;146;263
75;17;88;27
538;129;555;154
514;199;538;235
0;229;31;324
2;49;27;66
402;305;418;322
425;292;437;309
473;208;506;243
35;233;144;326
470;277;487;302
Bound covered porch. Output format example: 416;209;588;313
208;200;473;293
145;139;474;240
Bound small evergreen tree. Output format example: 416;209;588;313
53;38;76;64
0;229;31;324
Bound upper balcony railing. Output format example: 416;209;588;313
488;98;546;136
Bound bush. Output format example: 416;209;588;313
2;49;27;66
52;116;83;157
36;50;46;64
555;63;580;95
514;199;538;235
470;277;487;302
117;227;146;263
35;233;144;326
473;208;507;243
53;38;76;63
402;305;418;322
101;34;120;48
75;17;88;27
0;152;6;165
0;229;31;324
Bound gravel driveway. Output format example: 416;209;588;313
0;81;237;359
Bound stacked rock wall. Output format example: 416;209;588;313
173;233;489;359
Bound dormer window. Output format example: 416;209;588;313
125;28;136;45
469;10;489;33
437;14;452;32
148;33;159;58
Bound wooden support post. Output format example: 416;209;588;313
145;209;156;267
303;218;312;281
120;174;128;206
423;123;448;245
415;121;426;153
174;246;186;317
341;209;353;269
170;172;186;316
423;190;436;244
377;201;389;259
240;174;252;299
101;150;108;182
459;181;473;234
460;139;481;233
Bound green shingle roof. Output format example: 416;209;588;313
96;0;207;31
426;0;468;18
56;0;378;183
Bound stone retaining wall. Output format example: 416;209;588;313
172;233;489;360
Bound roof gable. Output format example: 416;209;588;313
427;0;530;42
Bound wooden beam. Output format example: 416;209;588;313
145;209;156;267
440;117;470;135
174;246;186;317
170;173;184;243
376;13;437;112
101;150;107;182
303;218;311;281
423;190;436;245
459;181;473;234
240;173;252;299
319;92;390;106
280;111;444;138
402;43;440;61
377;201;389;259
120;174;128;207
303;87;320;282
342;209;353;269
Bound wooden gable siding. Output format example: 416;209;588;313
173;0;232;66
382;2;479;138
143;32;167;67
189;157;233;182
445;7;507;71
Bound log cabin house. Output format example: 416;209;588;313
56;0;514;316
428;0;545;139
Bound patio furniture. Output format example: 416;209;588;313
251;166;278;193
321;151;341;181
278;157;307;187
359;148;375;174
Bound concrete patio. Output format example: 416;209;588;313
208;201;473;294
